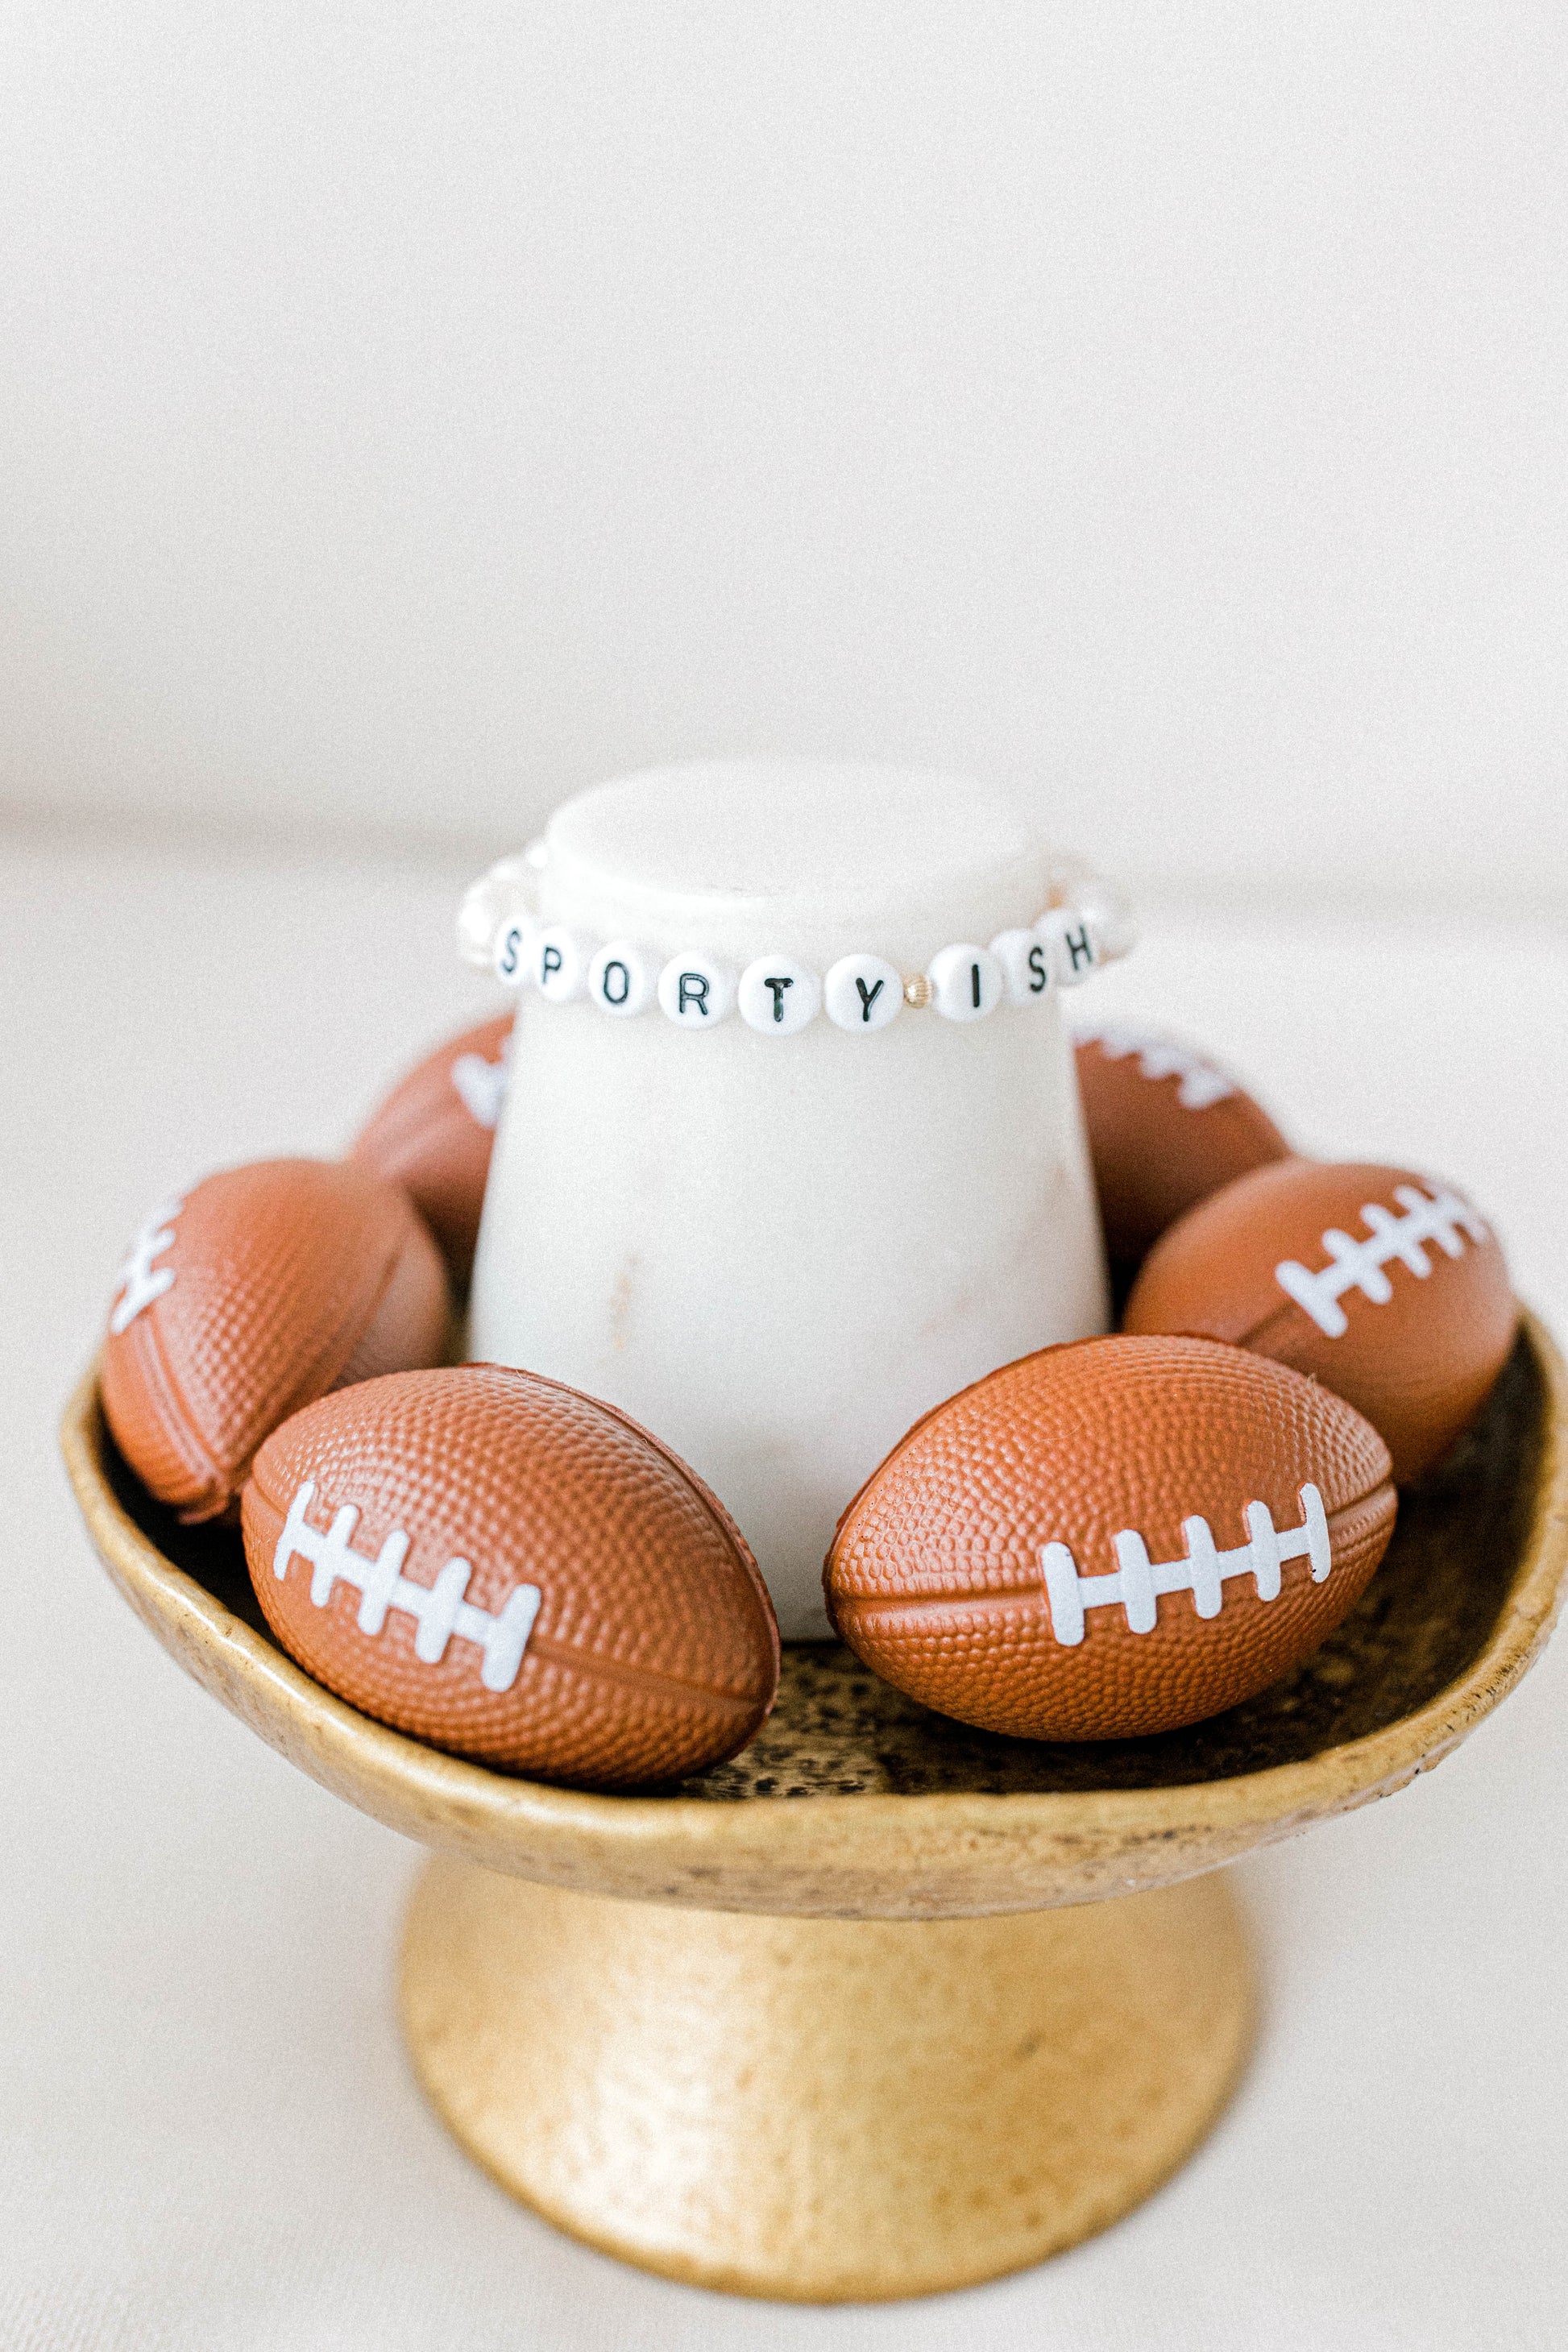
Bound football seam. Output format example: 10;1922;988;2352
524;1632;768;1711
246;1481;769;1712
832;1484;1397;1613
122;1309;227;1512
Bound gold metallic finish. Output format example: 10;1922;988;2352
60;1315;1568;2299
400;1863;1251;2300
903;973;931;1009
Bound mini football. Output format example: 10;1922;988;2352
1122;1159;1516;1483
102;1159;450;1522
350;1012;512;1286
825;1334;1396;1742
1074;1022;1290;1275
243;1363;780;1786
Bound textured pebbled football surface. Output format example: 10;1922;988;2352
102;1159;450;1522
826;1334;1396;1742
1073;1027;1290;1271
243;1363;780;1786
350;1013;512;1285
1122;1158;1517;1484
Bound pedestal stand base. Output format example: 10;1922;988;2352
400;1860;1253;2302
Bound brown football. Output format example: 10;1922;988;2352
350;1012;512;1286
1123;1158;1516;1483
1073;1023;1290;1276
102;1159;450;1522
825;1334;1396;1742
243;1364;779;1787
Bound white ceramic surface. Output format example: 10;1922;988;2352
467;761;1110;1636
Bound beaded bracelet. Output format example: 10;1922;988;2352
456;848;1134;1034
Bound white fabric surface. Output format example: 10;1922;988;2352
4;832;1566;2350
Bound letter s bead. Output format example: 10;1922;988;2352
989;928;1052;1006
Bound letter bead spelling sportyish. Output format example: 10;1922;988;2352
738;954;823;1035
824;1334;1396;1740
927;943;1005;1023
590;940;659;1018
657;952;737;1026
1123;1159;1516;1483
456;843;1135;1043
823;952;904;1032
990;927;1052;1006
535;925;591;1002
243;1363;780;1787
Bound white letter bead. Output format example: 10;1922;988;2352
823;954;903;1032
989;927;1052;1007
492;915;536;989
1036;906;1101;987
458;881;502;969
1072;884;1137;962
739;955;822;1035
534;925;589;1001
657;952;736;1027
927;943;1004;1022
589;939;657;1018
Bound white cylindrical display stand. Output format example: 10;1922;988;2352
468;763;1111;1636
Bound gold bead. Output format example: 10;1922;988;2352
904;973;931;1010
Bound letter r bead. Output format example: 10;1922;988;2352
657;952;736;1027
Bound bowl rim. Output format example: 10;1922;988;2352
60;1312;1568;1917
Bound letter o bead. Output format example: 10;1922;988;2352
990;927;1052;1006
738;955;821;1035
657;952;736;1027
589;940;657;1018
534;925;588;1002
927;943;1004;1022
823;954;902;1032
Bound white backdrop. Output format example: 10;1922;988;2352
2;2;1566;900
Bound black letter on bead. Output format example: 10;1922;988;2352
764;975;793;1023
970;960;981;1008
1064;924;1093;972
600;958;630;1006
1028;944;1048;993
678;972;711;1017
541;943;563;986
855;976;885;1023
498;926;521;980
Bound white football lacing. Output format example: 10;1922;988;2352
1039;1483;1330;1647
450;1040;509;1129
1273;1184;1488;1340
1080;1023;1237;1111
272;1479;541;1693
110;1199;183;1334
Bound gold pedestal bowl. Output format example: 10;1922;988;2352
61;1317;1567;2302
